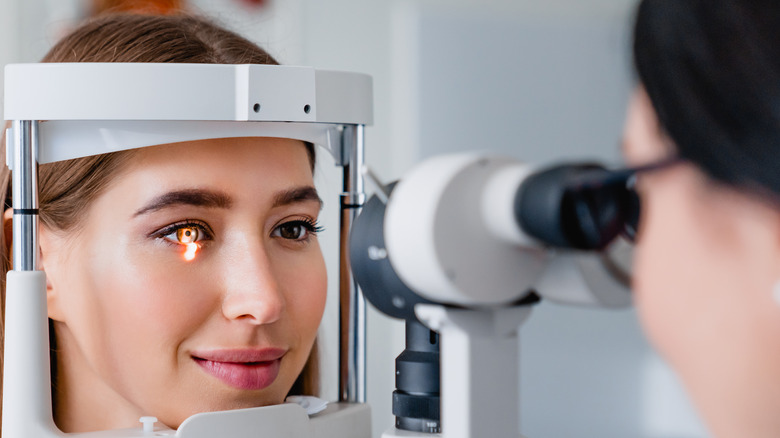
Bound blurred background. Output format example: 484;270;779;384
0;0;708;437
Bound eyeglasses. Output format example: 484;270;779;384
525;156;681;250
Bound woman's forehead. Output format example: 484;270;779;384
116;137;316;202
132;137;312;171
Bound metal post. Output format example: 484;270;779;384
339;124;367;403
12;120;39;272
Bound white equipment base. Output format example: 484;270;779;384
378;304;532;438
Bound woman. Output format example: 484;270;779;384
626;0;780;436
0;14;326;433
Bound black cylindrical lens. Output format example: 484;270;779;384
623;188;641;241
516;164;634;250
392;320;441;434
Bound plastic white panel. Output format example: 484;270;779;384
4;63;372;125
316;70;374;125
32;120;341;164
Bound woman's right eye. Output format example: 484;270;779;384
167;227;200;244
153;220;213;246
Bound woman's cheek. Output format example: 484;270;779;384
297;260;327;317
286;251;327;333
633;242;670;353
631;185;683;353
631;171;712;362
109;248;215;336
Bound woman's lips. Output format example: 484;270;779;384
192;348;286;390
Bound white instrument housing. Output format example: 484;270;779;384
3;62;373;438
5;63;372;123
383;153;633;309
384;154;548;307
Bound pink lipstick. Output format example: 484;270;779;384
192;348;286;390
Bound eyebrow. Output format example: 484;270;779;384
133;189;233;217
133;186;322;217
273;186;323;210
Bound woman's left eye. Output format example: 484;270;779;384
272;219;323;241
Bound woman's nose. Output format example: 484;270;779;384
220;243;285;325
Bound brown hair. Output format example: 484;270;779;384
0;12;319;427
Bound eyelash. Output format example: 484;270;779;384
150;218;323;247
273;217;324;242
151;219;214;246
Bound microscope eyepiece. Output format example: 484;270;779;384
516;164;637;250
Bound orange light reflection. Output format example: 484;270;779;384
183;242;200;261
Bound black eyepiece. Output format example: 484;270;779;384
516;164;636;250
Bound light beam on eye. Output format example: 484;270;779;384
183;242;201;261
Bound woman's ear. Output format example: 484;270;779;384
38;228;66;322
5;209;65;322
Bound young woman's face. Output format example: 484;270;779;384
40;137;327;432
623;88;780;435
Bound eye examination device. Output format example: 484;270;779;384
349;154;635;438
4;63;635;438
3;62;373;437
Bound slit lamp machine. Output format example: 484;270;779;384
3;63;634;438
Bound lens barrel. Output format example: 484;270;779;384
392;320;441;434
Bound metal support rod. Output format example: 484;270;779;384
339;124;367;403
12;120;39;272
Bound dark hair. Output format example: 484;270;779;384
633;0;780;197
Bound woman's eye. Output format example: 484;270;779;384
154;222;212;261
272;220;323;241
165;226;202;244
153;221;213;247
